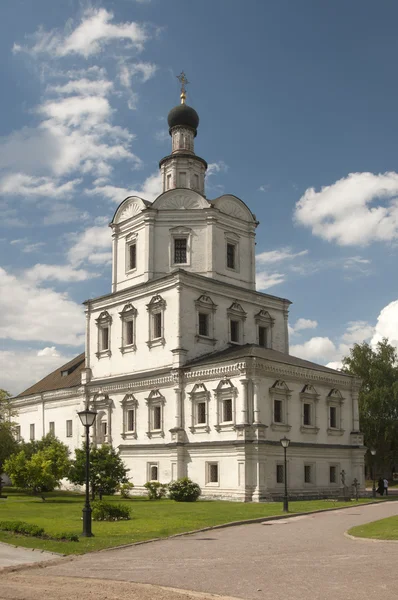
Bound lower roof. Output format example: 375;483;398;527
16;353;85;398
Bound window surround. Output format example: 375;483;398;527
121;394;138;440
95;310;112;358
66;420;73;438
255;309;274;349
125;232;138;274
49;422;55;436
225;232;240;272
169;226;192;267
188;383;210;433
15;425;21;442
299;384;320;434
227;301;246;345
304;463;315;485
29;423;35;441
276;463;285;485
214;378;237;432
92;393;113;445
147;462;159;481
194;294;217;345
146;295;166;348
269;380;292;432
119;303;137;354
205;461;220;487
146;389;165;438
327;389;345;436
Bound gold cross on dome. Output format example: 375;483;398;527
177;71;189;104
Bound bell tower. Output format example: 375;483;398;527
159;72;207;195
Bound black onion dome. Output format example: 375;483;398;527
167;104;199;134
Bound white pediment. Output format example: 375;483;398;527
152;189;209;210
213;194;255;222
112;196;148;225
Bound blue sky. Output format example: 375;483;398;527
1;0;398;394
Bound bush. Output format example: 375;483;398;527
0;520;78;541
92;500;131;521
168;477;201;502
118;481;134;499
144;481;168;500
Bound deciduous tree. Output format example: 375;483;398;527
0;389;18;495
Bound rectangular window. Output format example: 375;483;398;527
198;312;209;337
304;465;312;484
274;399;283;423
174;238;187;264
66;420;73;437
167;174;171;190
153;312;162;339
197;402;206;424
303;403;311;426
230;319;239;343
153;405;161;430
276;464;284;484
208;462;219;483
101;326;109;351
194;174;199;189
125;320;134;346
150;464;158;481
226;243;235;269
127;409;135;432
223;398;233;422
129;243;136;270
29;424;35;441
99;422;107;442
258;326;267;347
329;465;337;484
49;422;55;435
330;406;337;429
15;425;21;442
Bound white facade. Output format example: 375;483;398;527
12;95;365;501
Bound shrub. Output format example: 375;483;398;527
144;481;168;500
118;481;135;499
92;500;131;521
168;477;201;502
0;520;44;537
53;532;79;542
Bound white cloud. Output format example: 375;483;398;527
295;172;398;246
118;61;157;88
207;161;228;177
25;264;98;283
258;184;270;193
67;225;111;266
1;348;76;396
256;247;308;265
0;173;82;198
87;171;162;204
341;321;375;344
371;300;398;349
23;242;46;253
256;271;285;290
47;78;113;97
15;8;148;58
290;337;342;364
0;268;84;346
293;318;318;332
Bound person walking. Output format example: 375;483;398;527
383;477;388;496
377;478;384;496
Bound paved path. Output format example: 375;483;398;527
0;541;59;568
1;502;397;600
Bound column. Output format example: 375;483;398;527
240;379;249;425
352;388;360;431
111;232;117;292
174;387;182;429
253;379;261;424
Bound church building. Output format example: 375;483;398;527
12;77;365;501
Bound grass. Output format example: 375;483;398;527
348;516;398;541
0;488;382;555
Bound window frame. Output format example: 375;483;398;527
15;425;21;442
195;294;217;346
146;390;165;438
225;232;240;273
189;383;210;433
227;301;246;345
214;378;237;432
299;384;320;435
206;461;219;487
147;462;159;481
169;226;192;268
255;310;274;349
49;421;55;436
146;295;166;348
125;232;138;274
119;303;137;354
327;389;345;436
66;420;73;438
95;310;112;358
29;423;35;441
304;464;315;485
276;463;285;485
329;464;339;485
269;380;291;432
121;394;138;440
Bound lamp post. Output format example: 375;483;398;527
280;436;290;512
370;449;377;498
78;408;97;537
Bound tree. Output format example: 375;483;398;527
68;444;129;500
0;389;18;496
4;436;71;499
342;339;398;475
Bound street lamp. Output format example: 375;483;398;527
370;449;377;498
78;408;97;537
280;436;290;512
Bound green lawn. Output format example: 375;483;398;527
0;489;382;555
348;516;398;540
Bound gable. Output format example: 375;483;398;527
112;196;149;225
152;188;209;210
213;194;256;223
